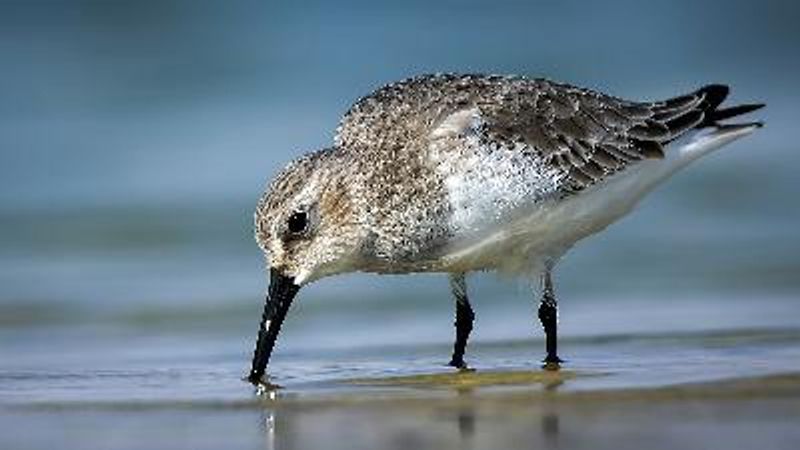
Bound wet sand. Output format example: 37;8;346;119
2;301;798;449
254;372;800;450
4;371;799;450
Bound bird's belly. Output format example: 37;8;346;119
433;126;751;276
439;158;670;275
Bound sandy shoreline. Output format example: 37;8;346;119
255;372;800;450
5;371;800;450
13;370;800;409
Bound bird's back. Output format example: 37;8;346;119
333;74;763;274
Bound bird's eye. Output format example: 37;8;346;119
287;211;308;234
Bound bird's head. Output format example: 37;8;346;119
254;148;363;288
249;148;364;383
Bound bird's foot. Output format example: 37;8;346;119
245;373;282;393
541;355;564;371
447;358;475;372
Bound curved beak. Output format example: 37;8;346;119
247;267;300;385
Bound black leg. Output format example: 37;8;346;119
538;268;563;370
448;273;475;369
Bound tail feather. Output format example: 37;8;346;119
655;84;764;146
694;84;765;128
697;84;729;112
701;103;766;127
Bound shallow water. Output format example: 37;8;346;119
0;300;800;405
2;296;800;450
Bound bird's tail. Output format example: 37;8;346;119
692;84;765;129
628;86;764;194
655;84;764;165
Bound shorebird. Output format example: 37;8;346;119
248;74;763;384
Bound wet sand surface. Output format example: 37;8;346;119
4;371;799;450
3;320;799;450
256;372;800;450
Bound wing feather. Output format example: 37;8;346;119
461;81;749;193
335;75;763;196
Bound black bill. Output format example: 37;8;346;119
247;267;300;385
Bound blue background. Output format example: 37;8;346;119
1;0;797;369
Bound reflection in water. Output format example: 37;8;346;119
261;409;276;450
541;412;561;448
255;383;282;450
457;408;475;441
542;373;564;448
455;388;476;443
256;372;573;449
544;376;566;392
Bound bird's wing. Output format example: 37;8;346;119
435;81;744;193
336;74;762;194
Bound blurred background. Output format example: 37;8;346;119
1;0;799;406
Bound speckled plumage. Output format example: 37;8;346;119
255;73;762;284
246;73;764;380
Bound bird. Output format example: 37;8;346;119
247;73;764;385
